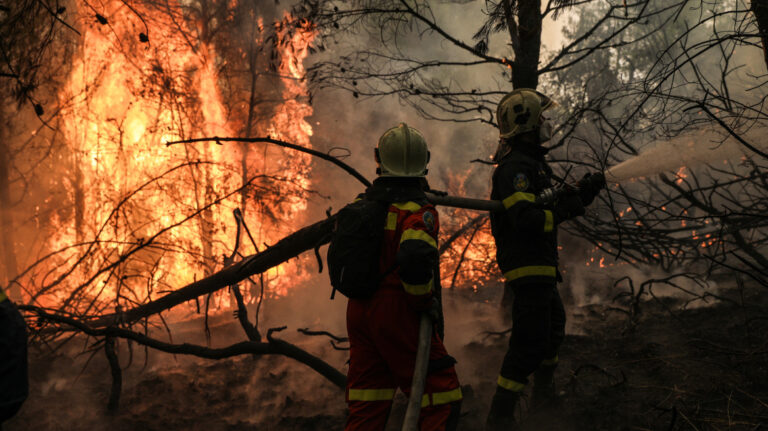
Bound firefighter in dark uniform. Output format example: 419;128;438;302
485;89;603;430
345;124;462;431
0;286;29;430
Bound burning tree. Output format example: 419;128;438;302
4;0;350;413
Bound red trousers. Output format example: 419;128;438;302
345;288;462;431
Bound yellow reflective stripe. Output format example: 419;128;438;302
431;387;463;405
497;375;525;392
400;229;437;249
349;387;463;405
416;388;463;407
503;266;556;281
402;278;433;296
0;290;6;303
392;201;422;212
543;210;554;232
348;388;396;401
502;192;536;209
541;355;559;366
385;212;398;230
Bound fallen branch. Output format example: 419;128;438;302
298;327;350;351
297;327;349;343
22;305;347;389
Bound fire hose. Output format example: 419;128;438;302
401;313;433;431
425;172;606;211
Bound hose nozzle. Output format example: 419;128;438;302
537;171;606;205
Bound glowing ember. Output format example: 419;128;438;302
675;166;688;185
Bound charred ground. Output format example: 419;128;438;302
6;281;767;431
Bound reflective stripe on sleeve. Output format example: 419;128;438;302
348;388;396;402
503;265;557;281
400;229;437;249
402;278;433;296
497;375;525;392
543;210;554;232
502;192;536;209
385;212;398;230
392;201;422;212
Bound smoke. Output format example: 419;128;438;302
564;253;717;309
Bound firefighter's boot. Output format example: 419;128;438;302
485;387;521;431
530;362;558;410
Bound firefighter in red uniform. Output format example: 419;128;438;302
485;90;603;430
345;124;462;431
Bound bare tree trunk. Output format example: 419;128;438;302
0;122;20;300
201;161;216;277
72;145;85;243
240;68;259;214
752;0;768;70
511;0;542;89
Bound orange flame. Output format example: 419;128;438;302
439;169;498;290
36;2;317;313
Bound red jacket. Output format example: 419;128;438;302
378;200;439;310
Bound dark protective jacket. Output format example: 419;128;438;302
0;291;29;424
490;144;559;286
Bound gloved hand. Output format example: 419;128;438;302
553;189;585;223
577;172;606;206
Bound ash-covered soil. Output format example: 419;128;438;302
5;285;768;431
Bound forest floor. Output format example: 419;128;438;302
5;282;768;431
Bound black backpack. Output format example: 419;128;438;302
327;197;391;299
